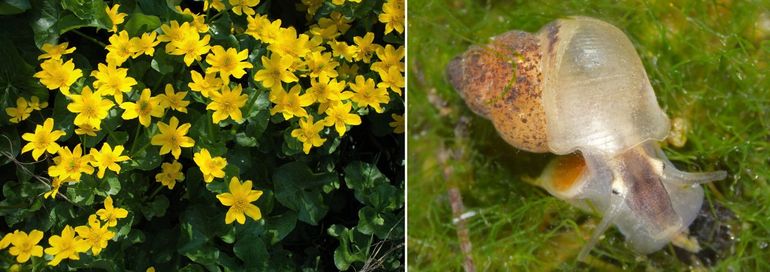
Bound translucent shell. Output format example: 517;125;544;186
539;17;670;156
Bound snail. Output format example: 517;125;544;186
446;16;727;259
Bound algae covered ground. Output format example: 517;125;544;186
407;0;770;270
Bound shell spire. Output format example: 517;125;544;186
447;30;549;153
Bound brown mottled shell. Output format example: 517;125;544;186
447;28;552;153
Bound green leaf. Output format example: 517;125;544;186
29;0;61;47
273;162;337;225
343;161;389;204
107;131;129;145
0;0;30;15
356;206;402;240
67;175;97;205
143;195;169;220
150;48;176;75
327;225;371;271
264;211;297;245
128;146;162;171
60;0;111;29
52;92;76;141
233;221;268;270
234;132;257;147
104;174;122;195
124;12;161;36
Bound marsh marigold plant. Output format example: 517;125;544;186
1;0;403;270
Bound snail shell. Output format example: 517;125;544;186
448;16;669;156
448;17;726;257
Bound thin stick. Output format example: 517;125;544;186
439;117;476;272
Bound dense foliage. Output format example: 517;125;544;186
0;0;405;270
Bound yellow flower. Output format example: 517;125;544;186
332;0;362;4
329;12;352;34
309;12;351;40
309;21;340;40
7;230;44;263
350;75;389;113
105;31;132;66
269;84;313;120
105;4;127;32
74;215;115;256
91;63;137;104
208;84;248;123
157;84;190;113
328;40;358;62
322;102;361;136
75;123;99;136
389;113;404;134
0;231;15;249
193;148;227;183
206;46;253;83
304;51;338;79
216;177;263;224
129;32;160;58
176;7;209;33
67;86;115;129
44;177;65;199
95;196;128;227
44;225;89;266
48;144;93;182
89;143;130;178
6;97;32;123
33;58;83;96
379;0;404;34
204;0;225;11
21;118;65;161
28;96;49;111
291;116;326;154
158;21;194;51
300;0;323;16
245;14;270;40
372;44;404;73
253;18;283;44
156;160;184;189
336;62;359;81
253;54;298;90
151;116;195;159
38;42;75;60
307;76;352;113
229;0;260;16
353;32;379;63
188;71;223;98
376;66;404;96
268;28;312;60
169;33;211;66
120;88;164;127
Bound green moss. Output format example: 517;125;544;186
407;0;770;270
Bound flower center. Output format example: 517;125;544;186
139;101;151;115
232;198;247;212
169;135;178;146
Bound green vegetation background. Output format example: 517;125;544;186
408;0;770;270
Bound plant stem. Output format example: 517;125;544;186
72;30;107;47
130;125;142;154
147;184;164;200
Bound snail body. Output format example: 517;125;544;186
447;17;726;258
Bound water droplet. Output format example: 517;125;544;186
759;242;768;249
